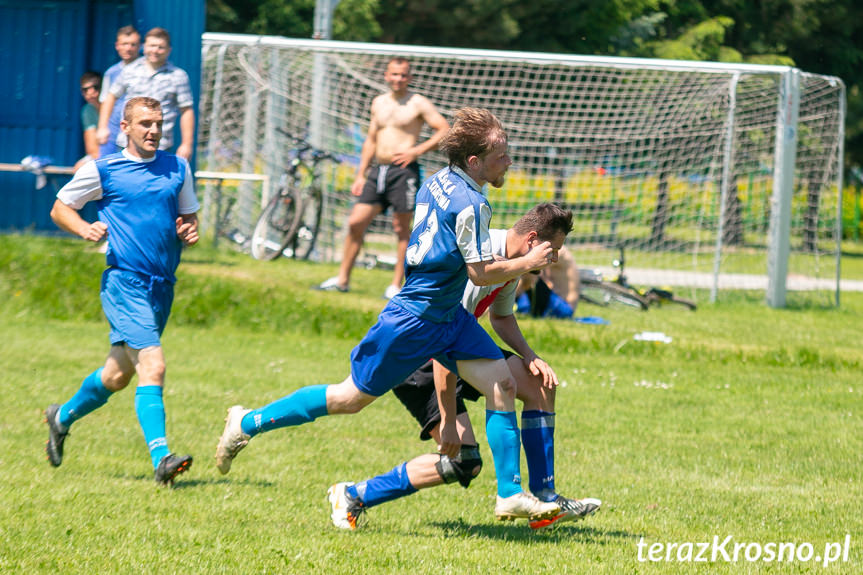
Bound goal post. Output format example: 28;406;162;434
766;68;800;308
197;33;845;307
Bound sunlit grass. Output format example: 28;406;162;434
1;235;861;573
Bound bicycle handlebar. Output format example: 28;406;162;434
276;128;337;163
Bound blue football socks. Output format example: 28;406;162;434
135;386;170;469
485;410;522;498
241;384;329;437
522;410;556;501
348;462;417;508
58;368;112;429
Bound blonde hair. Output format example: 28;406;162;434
438;107;506;170
123;97;161;122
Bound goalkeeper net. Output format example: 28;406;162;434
197;34;845;306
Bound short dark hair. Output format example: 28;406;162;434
512;203;573;241
79;71;102;89
145;27;171;46
387;56;410;69
116;25;140;39
124;96;161;122
438;107;506;170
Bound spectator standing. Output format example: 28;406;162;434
99;25;142;157
316;57;449;299
97;27;194;160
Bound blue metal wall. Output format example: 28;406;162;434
0;0;204;232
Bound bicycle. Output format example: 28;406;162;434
578;245;697;311
250;130;337;261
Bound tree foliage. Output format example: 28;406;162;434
206;0;863;167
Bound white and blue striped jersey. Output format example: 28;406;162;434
390;166;494;323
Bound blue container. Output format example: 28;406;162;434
0;0;204;232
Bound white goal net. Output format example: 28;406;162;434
197;34;845;307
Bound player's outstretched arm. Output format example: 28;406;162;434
466;241;553;286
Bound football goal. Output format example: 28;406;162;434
197;33;845;307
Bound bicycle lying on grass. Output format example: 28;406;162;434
578;246;697;311
250;130;337;261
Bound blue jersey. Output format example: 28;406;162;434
94;151;189;282
390;166;493;323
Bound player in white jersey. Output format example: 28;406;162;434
327;204;601;530
216;108;561;525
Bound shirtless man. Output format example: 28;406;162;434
316;57;449;299
517;244;580;318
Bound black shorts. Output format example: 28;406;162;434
391;350;515;441
357;162;419;213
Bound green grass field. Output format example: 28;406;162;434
1;235;862;573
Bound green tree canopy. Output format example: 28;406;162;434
206;0;863;168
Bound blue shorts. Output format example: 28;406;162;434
350;301;503;397
100;268;174;350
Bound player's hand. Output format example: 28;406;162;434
81;221;108;242
350;176;365;197
391;149;418;167
525;240;554;272
437;420;460;459
524;354;558;389
176;217;199;246
96;127;110;146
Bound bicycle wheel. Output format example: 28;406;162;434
579;278;649;310
668;294;697;311
287;186;323;260
644;289;697;311
250;187;301;261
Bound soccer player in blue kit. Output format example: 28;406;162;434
45;96;199;486
216;107;561;523
327;205;601;531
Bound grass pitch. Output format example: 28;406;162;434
1;235;861;573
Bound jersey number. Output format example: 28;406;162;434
405;203;438;266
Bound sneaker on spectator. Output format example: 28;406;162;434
315;277;348;292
